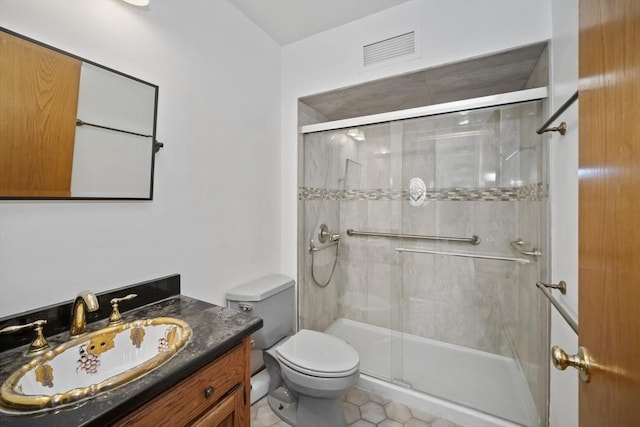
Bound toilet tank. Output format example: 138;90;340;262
226;274;295;350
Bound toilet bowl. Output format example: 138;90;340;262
226;275;360;427
265;329;359;427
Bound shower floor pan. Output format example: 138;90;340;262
326;318;538;427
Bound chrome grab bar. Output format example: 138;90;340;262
347;229;480;245
510;238;542;257
536;282;578;334
395;247;530;264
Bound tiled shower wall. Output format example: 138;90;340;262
299;100;548;421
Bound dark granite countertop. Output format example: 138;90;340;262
0;295;262;426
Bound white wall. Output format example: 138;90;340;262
549;0;579;425
0;0;282;316
280;0;552;277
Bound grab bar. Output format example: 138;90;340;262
510;238;542;257
536;282;578;334
536;90;578;135
347;229;480;245
395;247;530;264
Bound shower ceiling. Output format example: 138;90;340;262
300;42;548;121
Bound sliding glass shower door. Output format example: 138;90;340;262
392;101;548;425
299;93;549;426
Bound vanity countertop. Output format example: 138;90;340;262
0;295;262;426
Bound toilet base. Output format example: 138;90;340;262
267;387;297;425
267;386;347;427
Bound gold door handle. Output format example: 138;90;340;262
551;346;592;383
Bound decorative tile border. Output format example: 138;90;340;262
298;183;547;202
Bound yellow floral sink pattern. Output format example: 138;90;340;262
0;317;191;413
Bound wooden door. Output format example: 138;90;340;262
0;31;81;197
578;0;640;424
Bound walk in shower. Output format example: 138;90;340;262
298;89;549;427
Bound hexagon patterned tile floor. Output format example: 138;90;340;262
250;386;463;427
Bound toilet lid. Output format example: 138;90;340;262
275;329;359;378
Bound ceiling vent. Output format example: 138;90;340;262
363;31;415;67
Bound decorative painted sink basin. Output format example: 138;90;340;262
0;317;191;413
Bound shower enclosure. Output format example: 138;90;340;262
298;89;549;427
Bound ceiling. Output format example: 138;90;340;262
228;0;411;46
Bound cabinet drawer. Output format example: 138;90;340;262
113;341;247;426
191;385;245;427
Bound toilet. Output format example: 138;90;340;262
227;274;359;427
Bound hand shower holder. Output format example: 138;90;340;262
310;224;341;252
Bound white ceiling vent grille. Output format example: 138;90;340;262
363;31;415;67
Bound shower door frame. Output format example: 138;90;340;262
300;87;547;135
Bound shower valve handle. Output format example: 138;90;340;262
318;224;341;244
318;224;330;243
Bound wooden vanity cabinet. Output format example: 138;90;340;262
113;338;251;427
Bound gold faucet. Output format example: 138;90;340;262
70;291;99;338
108;294;137;326
0;319;50;355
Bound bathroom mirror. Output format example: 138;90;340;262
0;27;160;200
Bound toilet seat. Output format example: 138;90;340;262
275;329;359;378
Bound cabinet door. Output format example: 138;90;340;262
191;385;247;427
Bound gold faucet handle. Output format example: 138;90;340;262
0;319;50;355
108;294;137;326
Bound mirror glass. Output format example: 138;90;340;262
0;27;159;200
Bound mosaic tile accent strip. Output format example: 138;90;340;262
299;183;547;202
